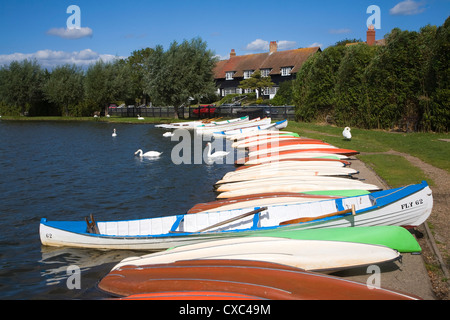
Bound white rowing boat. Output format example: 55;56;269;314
39;182;432;250
216;167;359;184
109;237;401;274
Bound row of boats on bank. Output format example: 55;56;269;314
39;116;433;300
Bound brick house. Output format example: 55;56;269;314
214;42;321;99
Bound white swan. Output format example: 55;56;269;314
135;149;162;158
206;142;230;158
112;128;117;137
137;115;144;120
163;132;174;137
343;127;352;140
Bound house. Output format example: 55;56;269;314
214;42;321;99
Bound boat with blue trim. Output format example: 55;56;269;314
39;181;432;250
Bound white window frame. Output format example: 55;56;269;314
243;70;254;79
260;68;271;77
281;66;293;76
226;71;235;80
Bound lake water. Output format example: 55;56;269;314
0;121;235;299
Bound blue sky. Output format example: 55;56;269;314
0;0;448;68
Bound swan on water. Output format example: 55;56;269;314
163;132;174;137
205;142;230;158
135;149;162;158
343;127;352;140
137;115;144;120
112;128;117;137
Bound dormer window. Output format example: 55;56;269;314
260;68;271;77
281;66;293;76
243;70;254;79
226;71;235;80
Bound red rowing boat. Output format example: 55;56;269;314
99;259;420;300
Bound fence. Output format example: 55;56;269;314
108;105;296;120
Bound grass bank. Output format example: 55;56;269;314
286;122;449;187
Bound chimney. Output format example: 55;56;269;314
269;41;277;53
367;25;376;46
230;49;236;57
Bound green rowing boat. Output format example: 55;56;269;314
252;226;421;253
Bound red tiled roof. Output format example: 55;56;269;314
214;47;320;79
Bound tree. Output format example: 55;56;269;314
42;64;84;116
143;37;217;118
238;70;274;99
0;59;44;115
426;17;450;132
126;48;154;105
293;46;346;121
84;59;134;114
270;80;294;105
334;43;380;127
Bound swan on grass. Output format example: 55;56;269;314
112;128;117;137
343;127;352;140
137;115;144;120
135;149;162;158
205;142;230;158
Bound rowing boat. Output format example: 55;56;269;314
195;117;271;134
238;153;350;165
215;176;380;195
188;192;341;214
214;119;288;137
227;130;298;142
215;167;359;184
108;237;402;273
155;116;249;129
39;181;432;250
232;137;324;149
98;259;421;300
234;158;352;170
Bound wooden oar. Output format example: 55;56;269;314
279;205;356;226
197;207;268;232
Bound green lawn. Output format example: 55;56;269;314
286;122;449;187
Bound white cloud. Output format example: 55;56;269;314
0;49;124;69
277;40;297;50
244;39;269;51
389;0;426;15
329;28;352;34
308;42;323;49
244;39;297;52
46;27;93;39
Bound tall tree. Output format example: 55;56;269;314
334;43;380;128
42;64;84;116
143;37;217;118
126;48;154;105
84;59;133;114
293;46;346;121
238;70;274;99
0;59;44;115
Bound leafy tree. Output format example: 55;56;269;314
293;46;346;121
84;59;134;114
426;17;450;132
270;80;294;105
126;48;154;105
42;64;84;116
0;59;44;115
238;70;274;99
143;37;217;118
334;43;380;127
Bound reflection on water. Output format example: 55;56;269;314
0;121;235;299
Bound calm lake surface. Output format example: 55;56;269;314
0;121;235;299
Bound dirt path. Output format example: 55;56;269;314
300;129;449;299
365;150;450;300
